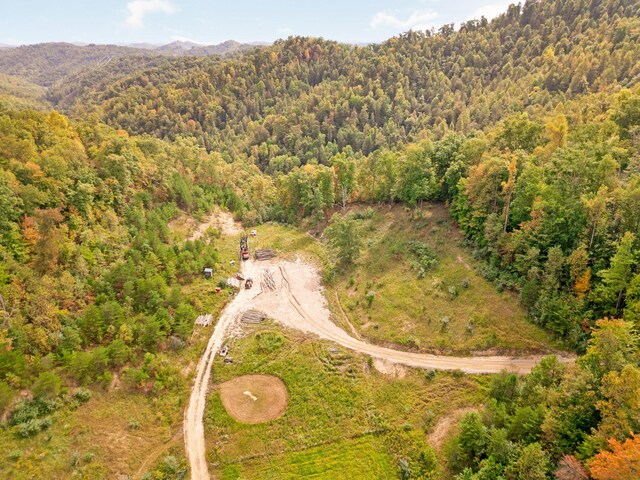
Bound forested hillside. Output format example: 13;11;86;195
0;43;158;88
60;0;640;163
1;0;640;478
41;0;640;348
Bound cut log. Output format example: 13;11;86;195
240;309;267;324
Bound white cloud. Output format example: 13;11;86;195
370;8;438;31
126;0;177;28
470;3;509;21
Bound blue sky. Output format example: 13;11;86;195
2;1;513;46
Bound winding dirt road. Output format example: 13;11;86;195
184;257;574;479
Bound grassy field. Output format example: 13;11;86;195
220;435;396;480
0;389;186;479
205;324;488;479
329;204;564;354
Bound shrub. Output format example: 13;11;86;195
432;277;445;290
352;207;375;220
73;388;92;404
15;416;52;437
10;398;60;426
407;241;438;278
466;322;474;335
440;316;450;332
365;290;375;307
7;449;22;461
128;418;142;430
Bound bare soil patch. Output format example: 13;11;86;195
219;374;289;424
428;407;477;450
372;358;407;378
189;209;241;241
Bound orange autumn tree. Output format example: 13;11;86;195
590;433;640;480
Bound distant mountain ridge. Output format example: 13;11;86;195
151;39;259;56
0;40;265;87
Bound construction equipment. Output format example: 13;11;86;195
240;235;250;260
245;277;253;289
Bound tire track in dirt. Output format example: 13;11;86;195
184;258;575;479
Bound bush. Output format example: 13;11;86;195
73;388;92;404
352;207;375;220
466;322;474;335
128;418;142;430
440;316;450;332
424;369;436;382
10;398;60;426
365;290;375;307
15;416;52;437
407;241;438;278
7;449;22;461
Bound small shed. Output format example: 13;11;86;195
203;267;213;279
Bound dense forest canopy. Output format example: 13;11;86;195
1;0;640;478
54;0;640;165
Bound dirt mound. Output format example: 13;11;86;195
219;375;288;424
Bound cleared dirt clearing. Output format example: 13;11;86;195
219;375;289;423
243;258;574;374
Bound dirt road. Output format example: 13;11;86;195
244;259;574;374
183;262;252;480
184;257;574;479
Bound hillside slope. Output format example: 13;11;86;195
60;0;640;163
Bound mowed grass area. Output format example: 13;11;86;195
205;325;488;479
220;435;395;480
331;204;564;354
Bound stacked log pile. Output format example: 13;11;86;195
240;310;267;324
255;249;275;260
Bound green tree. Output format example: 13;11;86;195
396;140;436;212
331;149;357;209
504;443;550;480
594;232;638;314
325;213;363;266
